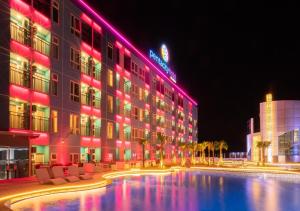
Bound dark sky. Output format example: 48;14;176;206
86;0;300;152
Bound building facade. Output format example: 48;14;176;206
0;0;198;178
247;94;300;163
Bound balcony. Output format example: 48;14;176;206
10;65;30;88
10;22;30;46
81;93;101;109
9;111;30;130
81;60;101;81
124;109;131;118
81;125;100;137
33;35;50;56
32;73;49;93
32;116;49;132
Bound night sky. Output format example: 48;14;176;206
87;0;300;152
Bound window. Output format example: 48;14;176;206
124;55;131;70
70;81;80;102
70;113;79;134
51;36;59;60
145;71;150;85
133;107;138;120
52;0;59;24
139;109;144;122
33;0;51;18
93;30;102;52
81;22;92;45
51;73;58;96
70;47;80;70
107;95;113;113
71;14;80;37
51;110;58;133
107;43;113;60
115;47;120;65
70;153;79;163
107;122;113;139
107;69;113;87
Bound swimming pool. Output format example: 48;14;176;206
10;171;300;211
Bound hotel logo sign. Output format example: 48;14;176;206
149;44;176;83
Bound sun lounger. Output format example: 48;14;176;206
36;168;67;185
68;165;92;180
52;166;80;182
83;163;96;173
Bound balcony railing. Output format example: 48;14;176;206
81;61;101;81
32;74;49;93
9;112;30;130
80;125;100;137
124;109;131;118
32;116;49;132
10;65;30;88
10;22;30;46
33;36;50;56
81;93;101;108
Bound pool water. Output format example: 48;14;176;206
11;171;300;211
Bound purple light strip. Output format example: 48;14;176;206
76;0;197;105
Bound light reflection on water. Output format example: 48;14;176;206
11;171;300;211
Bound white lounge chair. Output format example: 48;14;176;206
52;166;80;182
68;165;92;180
36;168;67;185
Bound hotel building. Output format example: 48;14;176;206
0;0;198;179
247;94;300;163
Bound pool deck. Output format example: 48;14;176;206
1;165;300;210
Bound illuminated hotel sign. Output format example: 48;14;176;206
149;44;176;83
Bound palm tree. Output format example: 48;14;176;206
188;141;198;165
218;140;228;164
137;137;148;168
212;141;219;164
157;132;167;168
207;142;212;165
178;142;188;166
256;141;271;165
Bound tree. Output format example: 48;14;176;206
178;142;188;166
157;132;167;168
188;141;198;164
256;141;271;165
201;141;209;164
218;140;228;164
137;137;148;168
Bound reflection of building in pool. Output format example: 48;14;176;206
0;0;198;179
247;93;300;163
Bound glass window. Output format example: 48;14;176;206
51;35;59;60
70;47;80;70
107;95;113;113
107;122;113;139
93;30;102;52
51;110;58;133
71;14;80;37
70;81;80;102
51;73;58;96
107;43;113;60
81;22;92;45
70;113;79;134
107;69;113;87
124;55;131;70
52;0;59;24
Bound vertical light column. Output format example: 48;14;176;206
265;93;273;162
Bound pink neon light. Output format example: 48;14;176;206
145;84;150;90
10;0;30;17
10;85;30;101
125;141;131;146
116;115;122;122
93;23;102;33
30;132;49;145
82;137;91;142
33;10;51;29
115;64;122;72
124;70;131;78
81;105;92;115
33;51;50;68
92;49;101;60
115;41;123;48
125;94;130;100
145;104;150;109
145;123;150;129
93;138;101;142
124;48;131;56
92;108;101;117
32;91;49;105
91;79;101;89
116;140;122;147
10;40;31;59
145;65;150;71
116;90;122;97
81;42;92;55
81;13;92;25
76;0;197;105
124;117;130;123
81;74;92;86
